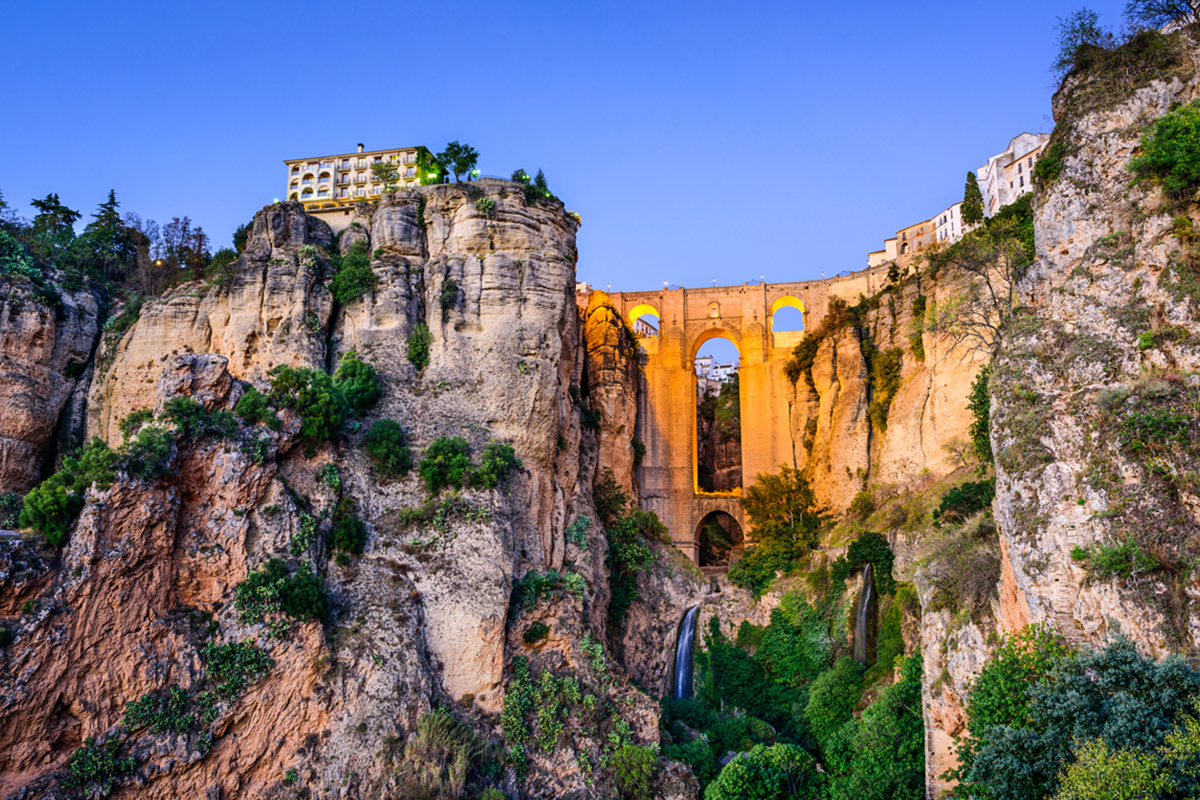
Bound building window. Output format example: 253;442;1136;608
341;159;350;169
340;188;348;198
291;165;300;173
373;156;382;163
1018;163;1023;173
1020;176;1025;187
356;187;365;197
1028;157;1033;168
405;166;416;177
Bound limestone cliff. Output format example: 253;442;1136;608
916;40;1200;795
0;279;101;494
0;186;702;799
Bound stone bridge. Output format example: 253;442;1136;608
609;265;893;563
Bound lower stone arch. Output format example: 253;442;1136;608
695;510;743;567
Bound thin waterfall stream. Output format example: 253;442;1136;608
853;562;874;664
672;606;700;700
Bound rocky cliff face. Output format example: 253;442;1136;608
788;280;989;513
0;280;101;494
918;43;1200;795
0;186;704;799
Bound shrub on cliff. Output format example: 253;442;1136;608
120;425;174;480
363;419;413;476
267;364;349;451
419;436;472;493
611;744;657;800
407;323;433;370
329;240;377;304
234;386;281;430
61;736;137;797
330;513;368;556
163;396;238;440
440;278;459;322
472;441;521;489
333;351;382;414
235;558;329;624
20;437;117;546
1131;101;1200;199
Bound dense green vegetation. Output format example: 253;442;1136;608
333;351;382;413
19;437;116;545
949;627;1200;800
665;584;925;798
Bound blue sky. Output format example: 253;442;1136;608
2;0;1127;312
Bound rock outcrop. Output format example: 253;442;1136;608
0;280;101;494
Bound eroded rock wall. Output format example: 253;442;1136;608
0;280;101;493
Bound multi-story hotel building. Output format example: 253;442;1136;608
284;144;433;207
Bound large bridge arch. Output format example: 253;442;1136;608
606;269;894;563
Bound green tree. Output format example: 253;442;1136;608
232;222;250;253
81;190;135;280
704;743;825;800
370;160;401;192
267;365;350;449
29;193;80;265
437;141;480;182
1052;739;1165;800
742;465;823;550
968;366;993;473
416;150;446;185
333;351;381;413
963;172;984;225
805;657;865;772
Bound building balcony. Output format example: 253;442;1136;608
354;175;368;183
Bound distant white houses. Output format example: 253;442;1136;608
695;355;738;383
633;316;659;337
867;131;1049;269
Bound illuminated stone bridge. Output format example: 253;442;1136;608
609;265;893;563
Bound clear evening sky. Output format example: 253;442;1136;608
1;0;1128;296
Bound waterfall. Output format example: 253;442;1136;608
853;563;874;664
672;606;700;700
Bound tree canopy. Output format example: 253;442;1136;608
437;141;480;182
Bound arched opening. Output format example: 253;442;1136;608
770;296;806;331
696;511;743;567
693;333;742;494
289;192;298;200
629;303;660;338
301;188;314;200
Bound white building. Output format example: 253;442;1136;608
977;132;1050;218
933;201;968;244
633;316;659;337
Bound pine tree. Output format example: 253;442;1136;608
963;172;984;225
